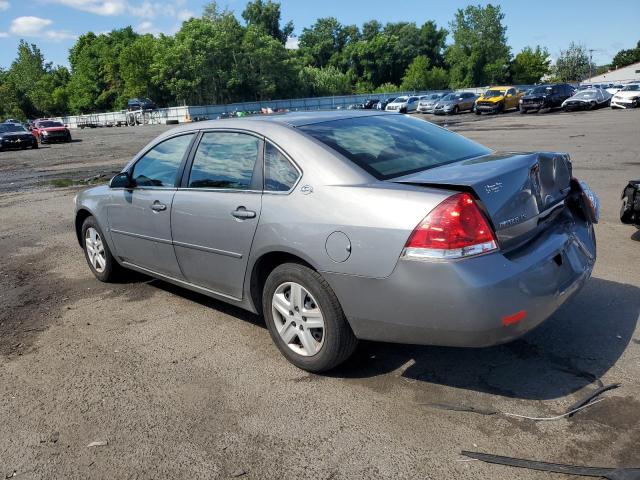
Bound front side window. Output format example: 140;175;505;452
264;142;299;192
132;134;194;187
299;115;491;180
188;132;259;189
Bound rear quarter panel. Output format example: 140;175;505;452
252;182;452;279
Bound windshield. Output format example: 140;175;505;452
530;86;552;94
299;115;491;180
622;85;640;91
573;91;597;99
38;121;63;128
441;94;456;101
0;124;28;133
392;96;408;103
483;90;505;98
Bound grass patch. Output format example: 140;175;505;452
48;174;109;188
50;178;75;188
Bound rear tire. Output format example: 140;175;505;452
262;263;358;372
81;216;121;282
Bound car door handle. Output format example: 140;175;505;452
232;207;256;219
151;201;167;212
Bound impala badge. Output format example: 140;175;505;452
484;182;503;194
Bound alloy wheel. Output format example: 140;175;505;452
85;227;107;273
272;282;325;357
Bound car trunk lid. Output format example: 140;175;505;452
391;152;573;249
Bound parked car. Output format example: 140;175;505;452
127;98;157;111
520;84;575;113
0;123;38;151
606;84;624;96
376;97;396;110
620;180;640;228
2;118;22;125
416;92;449;113
385;95;420;113
74;111;598;372
363;99;380;109
31;119;72;144
433;92;478;115
562;89;612;111
610;84;640;109
475;86;522;114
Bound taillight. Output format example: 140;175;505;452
402;192;497;260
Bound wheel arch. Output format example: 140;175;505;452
74;208;94;247
248;250;317;316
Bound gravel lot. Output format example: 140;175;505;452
1;108;639;479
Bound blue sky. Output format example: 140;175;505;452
0;0;638;68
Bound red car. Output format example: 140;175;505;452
31;119;72;144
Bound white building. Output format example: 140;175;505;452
588;61;640;83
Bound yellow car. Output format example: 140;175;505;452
475;86;522;114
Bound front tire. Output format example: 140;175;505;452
82;216;121;282
263;263;357;372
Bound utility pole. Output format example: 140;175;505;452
588;48;595;81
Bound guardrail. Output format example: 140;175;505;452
55;88;490;129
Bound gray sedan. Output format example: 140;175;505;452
433;92;478;114
74;111;598;372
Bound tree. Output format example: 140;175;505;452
511;46;550;84
298;66;351;96
611;41;640;69
242;0;293;44
400;55;448;90
445;4;511;87
298;17;350;68
236;25;298;100
554;42;590;82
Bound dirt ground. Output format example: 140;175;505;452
1;108;639;479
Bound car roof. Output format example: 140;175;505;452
162;110;396;135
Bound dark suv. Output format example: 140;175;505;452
127;98;156;111
520;84;575;113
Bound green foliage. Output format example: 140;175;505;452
511;46;551;84
611;41;640;69
242;0;293;44
298;66;351;96
554;42;591;82
2;0;602;122
445;4;511;87
400;56;449;90
372;82;401;94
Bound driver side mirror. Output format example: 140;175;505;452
506;94;513;98
110;172;133;189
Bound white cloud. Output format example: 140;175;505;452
46;0;127;16
285;36;299;50
177;9;194;21
9;16;76;41
10;16;53;36
135;20;159;34
0;1;10;12
46;0;190;19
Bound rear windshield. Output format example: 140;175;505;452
38;121;63;128
0;124;27;133
298;115;491;180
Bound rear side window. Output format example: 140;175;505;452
188;132;259;189
299;115;491;180
264;142;299;192
132;134;194;187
